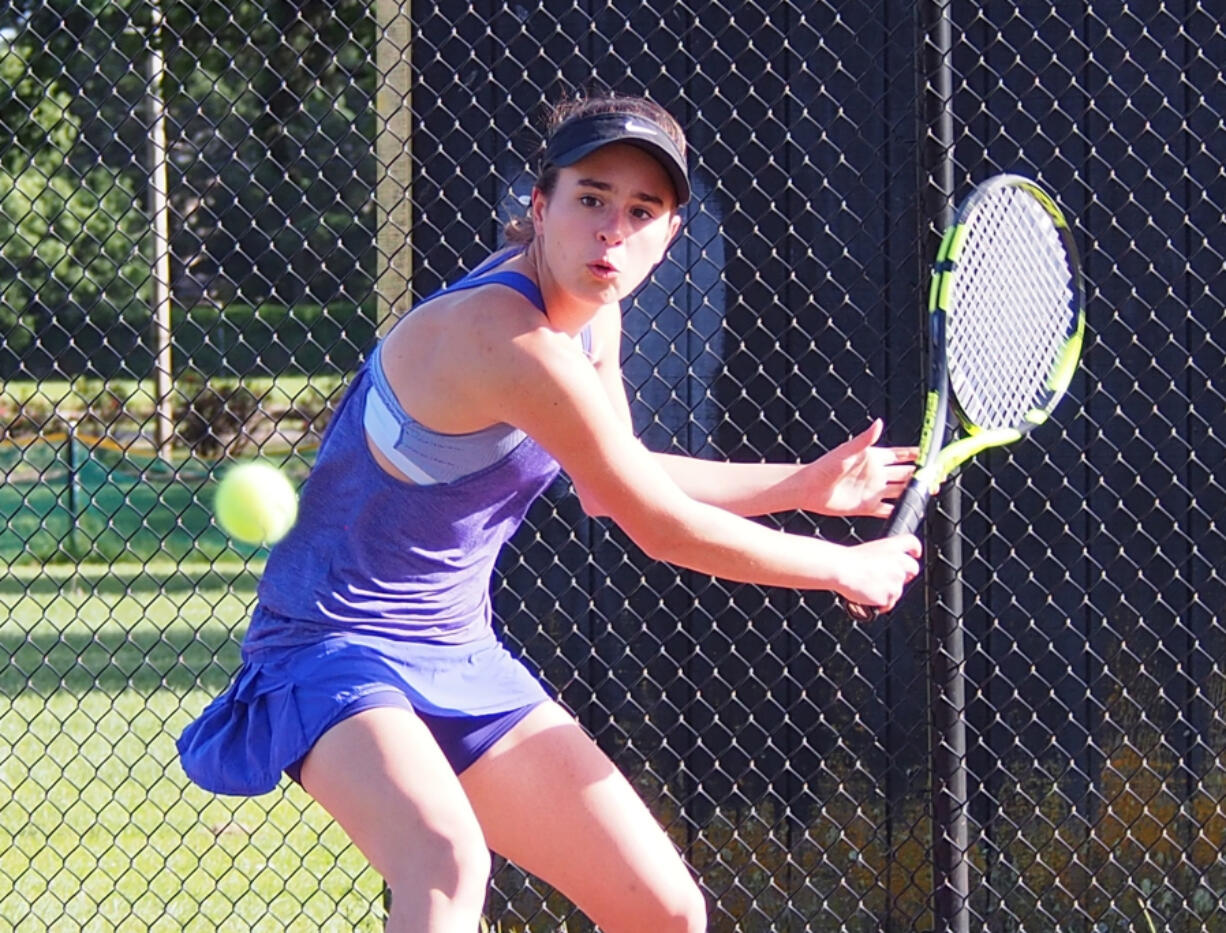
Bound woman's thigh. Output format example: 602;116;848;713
459;701;706;932
298;706;489;889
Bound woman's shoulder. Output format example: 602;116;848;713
384;276;571;385
428;275;549;339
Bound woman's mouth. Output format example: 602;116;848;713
588;259;619;280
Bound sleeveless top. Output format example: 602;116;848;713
246;251;586;648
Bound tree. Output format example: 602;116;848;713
0;0;378;379
0;39;150;379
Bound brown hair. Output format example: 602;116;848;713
503;93;687;245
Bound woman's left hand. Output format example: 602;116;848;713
802;419;918;518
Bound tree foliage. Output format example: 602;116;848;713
0;40;149;362
0;0;378;379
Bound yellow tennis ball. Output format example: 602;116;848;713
213;461;298;546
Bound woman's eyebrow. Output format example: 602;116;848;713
576;177;665;207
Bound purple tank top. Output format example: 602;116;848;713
247;261;561;648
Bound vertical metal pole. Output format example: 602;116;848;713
375;3;413;922
375;0;414;338
147;1;175;460
922;1;970;931
65;417;80;559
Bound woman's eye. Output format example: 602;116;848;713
580;195;601;208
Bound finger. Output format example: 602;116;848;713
843;599;878;622
853;418;884;450
865;418;884;445
889;447;921;464
883;486;911;503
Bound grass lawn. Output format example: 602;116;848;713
0;561;386;932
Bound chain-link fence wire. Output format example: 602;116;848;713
1;1;1223;930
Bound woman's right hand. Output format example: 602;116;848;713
835;535;923;613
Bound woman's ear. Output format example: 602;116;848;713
531;187;548;238
667;212;682;243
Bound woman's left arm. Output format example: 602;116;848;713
586;305;916;518
652;421;917;517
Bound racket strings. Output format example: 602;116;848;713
946;186;1076;429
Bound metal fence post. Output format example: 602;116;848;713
922;1;970;929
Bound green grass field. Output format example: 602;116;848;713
0;561;386;932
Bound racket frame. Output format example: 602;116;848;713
850;173;1085;616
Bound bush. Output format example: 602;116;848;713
172;300;378;377
0;299;377;381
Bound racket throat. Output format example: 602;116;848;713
932;428;1024;483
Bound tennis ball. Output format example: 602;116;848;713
213;461;298;546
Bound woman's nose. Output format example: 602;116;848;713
597;213;628;245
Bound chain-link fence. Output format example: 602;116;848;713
2;1;1223;930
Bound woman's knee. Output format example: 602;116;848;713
386;821;492;905
615;876;706;933
664;878;708;933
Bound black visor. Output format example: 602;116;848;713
542;112;690;206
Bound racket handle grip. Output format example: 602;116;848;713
842;478;932;621
882;477;931;540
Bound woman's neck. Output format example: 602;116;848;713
518;238;603;336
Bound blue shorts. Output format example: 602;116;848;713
281;694;539;785
176;624;550;797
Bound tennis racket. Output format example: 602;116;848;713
845;174;1085;621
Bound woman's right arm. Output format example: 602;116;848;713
459;310;920;611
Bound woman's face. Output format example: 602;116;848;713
532;142;682;307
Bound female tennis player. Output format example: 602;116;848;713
178;92;921;933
